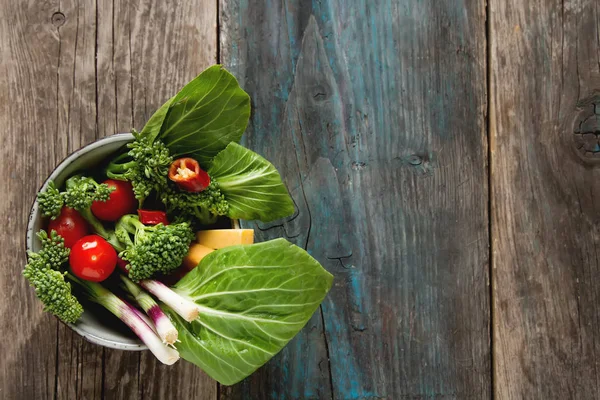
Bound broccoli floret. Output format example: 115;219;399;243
105;132;231;225
161;181;229;226
30;230;70;268
63;175;113;210
24;268;83;324
23;231;83;324
115;214;194;281
37;176;113;222
106;131;173;203
37;181;65;219
58;175;123;250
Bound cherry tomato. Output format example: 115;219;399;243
91;179;137;221
47;207;89;248
70;235;117;282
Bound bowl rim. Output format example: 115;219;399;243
26;133;147;351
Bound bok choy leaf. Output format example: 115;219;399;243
165;238;333;385
144;65;251;167
209;142;295;222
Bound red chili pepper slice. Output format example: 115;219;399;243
137;210;169;225
168;158;211;192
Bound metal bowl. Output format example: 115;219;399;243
26;133;147;350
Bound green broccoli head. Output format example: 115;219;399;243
35;230;70;266
116;214;195;281
106;131;173;202
128;133;172;197
161;181;229;226
23;231;83;324
23;267;83;324
63;175;114;211
38;181;65;219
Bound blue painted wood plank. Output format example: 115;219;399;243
220;1;490;398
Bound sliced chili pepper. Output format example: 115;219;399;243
168;158;211;192
137;209;169;225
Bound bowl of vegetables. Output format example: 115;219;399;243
27;132;145;350
24;65;334;385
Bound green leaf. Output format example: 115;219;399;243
140;95;175;142
208;142;295;222
166;238;333;385
158;65;251;167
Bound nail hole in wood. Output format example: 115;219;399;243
51;12;65;28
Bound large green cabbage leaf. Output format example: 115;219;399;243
141;65;251;168
208;142;295;222
166;239;333;385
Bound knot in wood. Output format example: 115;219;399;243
408;155;422;165
312;84;330;102
573;97;600;160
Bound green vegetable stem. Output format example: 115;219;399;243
121;274;179;345
69;274;179;365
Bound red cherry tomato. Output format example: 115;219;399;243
91;179;137;221
70;235;117;282
47;207;89;248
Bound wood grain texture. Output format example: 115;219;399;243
13;0;600;398
220;1;490;399
0;1;61;398
0;0;218;399
490;0;600;398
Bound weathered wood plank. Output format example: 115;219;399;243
220;1;490;398
0;0;219;399
52;0;105;397
0;1;62;399
490;0;600;398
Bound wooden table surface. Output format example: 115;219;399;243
1;1;599;399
